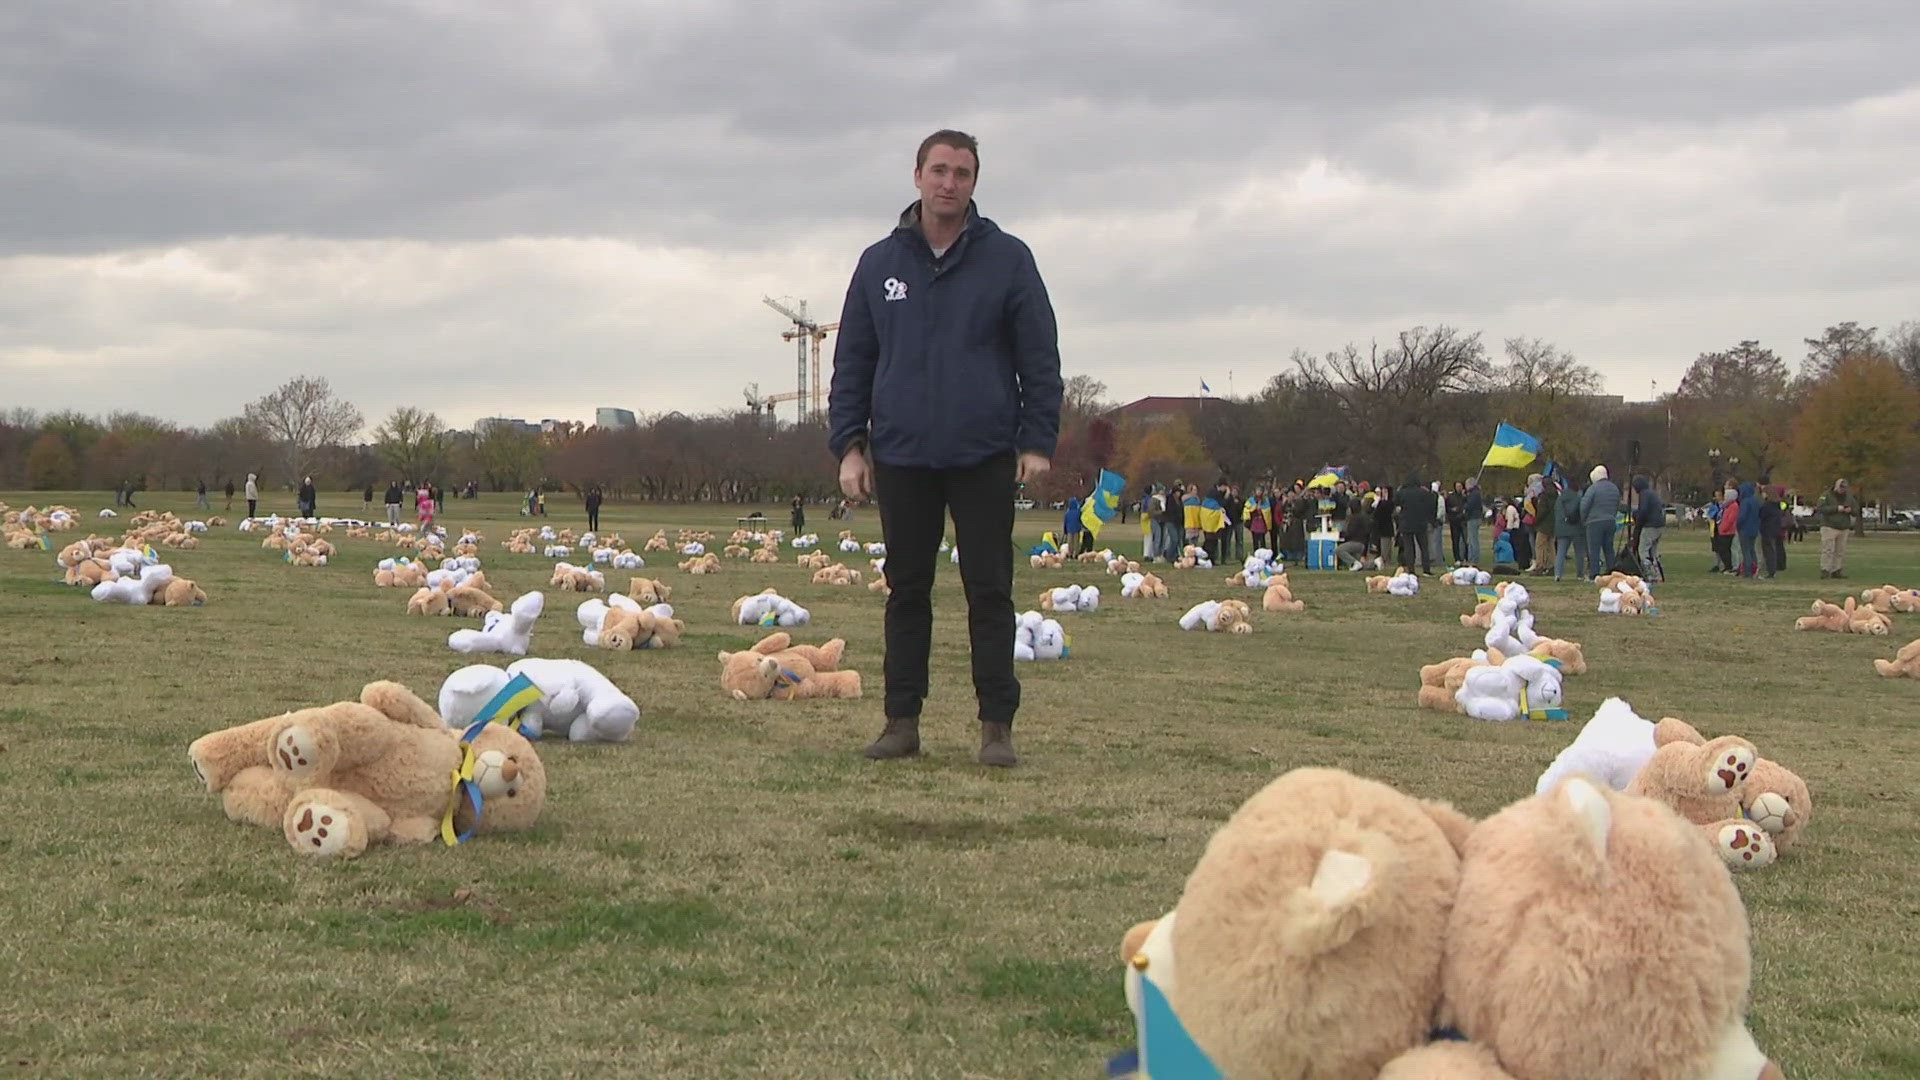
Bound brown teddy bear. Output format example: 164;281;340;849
718;633;861;700
187;680;546;858
1416;653;1491;711
406;585;452;616
65;557;117;587
1624;718;1775;869
154;577;208;607
627;576;672;605
643;530;670;552
1874;637;1920;679
796;550;831;570
446;584;502;618
1418;777;1784;1080
1860;584;1920;614
1528;637;1587;675
1261;577;1304;614
1365;574;1392;594
811;563;862;586
679;552;721;574
1119;768;1473;1079
1793;598;1849;632
1741;756;1813;856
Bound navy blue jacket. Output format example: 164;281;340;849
1736;482;1761;537
827;202;1064;468
1630;477;1665;528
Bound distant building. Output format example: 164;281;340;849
1104;396;1214;427
476;417;540;436
596;407;638;430
539;419;567;435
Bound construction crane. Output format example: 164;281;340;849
742;381;806;429
762;296;839;425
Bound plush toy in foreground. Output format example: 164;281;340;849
549;562;606;592
1875;637;1920;678
576;595;683;650
1013;610;1068;661
1597;577;1655;615
1444;565;1491;586
1795;596;1890;634
449;592;545;655
717;633;860;700
1178;598;1254;633
1119;571;1167;598
91;562;174;605
187;680;546;858
440;660;639;743
1366;570;1418;596
1117;768;1473;1079
1039;584;1101;613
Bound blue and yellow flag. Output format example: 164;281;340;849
1483;423;1542;469
1137;972;1222;1079
1079;470;1127;540
1183;495;1225;534
1309;465;1348;489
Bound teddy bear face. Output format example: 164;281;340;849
720;651;790;699
458;724;546;833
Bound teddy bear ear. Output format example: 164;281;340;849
1417;800;1476;857
1556;777;1613;860
1653;717;1706;747
1121;918;1160;964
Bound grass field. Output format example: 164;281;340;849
2;489;1918;1078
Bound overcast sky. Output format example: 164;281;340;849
4;0;1916;435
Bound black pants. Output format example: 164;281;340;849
873;453;1019;727
247;499;257;518
1767;533;1786;571
1711;533;1734;571
1399;526;1433;573
587;508;600;531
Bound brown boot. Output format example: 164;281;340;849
978;721;1017;767
863;716;920;759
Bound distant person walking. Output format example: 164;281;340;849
195;479;209;510
1631;476;1665;582
383;480;403;526
224;478;235;511
244;473;258;519
1815;478;1858;579
296;476;317;519
585;486;603;533
790;494;806;534
417;484;436;530
363;483;374;513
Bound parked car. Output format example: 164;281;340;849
1013;499;1035;511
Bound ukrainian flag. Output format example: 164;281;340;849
1482;423;1542;469
1309;465;1348;489
1079;470;1127;540
1184;495;1225;534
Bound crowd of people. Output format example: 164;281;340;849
1096;470;1864;581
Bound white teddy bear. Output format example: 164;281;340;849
1177;600;1247;632
439;658;639;743
680;541;706;556
790;533;818;549
185;520;208;533
838;537;861;553
1044;584;1103;613
538;526;557;540
1386;571;1420;596
576;595;677;650
91;562;174;604
865;542;887;557
1446;565;1491;586
1533;697;1659;795
611;550;645;570
448;592;545;655
543;544;570;558
733;590;810;627
1483;583;1542;657
1120;572;1147;598
98;508;118;518
1455;652;1567;722
1012;610;1068;661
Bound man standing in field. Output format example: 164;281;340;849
828;129;1064;767
1815;477;1858;579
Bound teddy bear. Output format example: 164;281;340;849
1623;717;1776;869
187;679;546;858
1385;571;1420;597
548;562;605;592
1444;565;1492;586
1116;768;1474;1079
1040;584;1101;613
1107;557;1141;575
1365;573;1393;594
64;557;116;588
445;583;503;618
812;563;863;586
680;552;721;574
1416;652;1495;712
1172;544;1213;570
1426;776;1784;1080
1029;550;1065;570
406;585;452;616
1119;572;1167;599
731;588;810;627
92;562;175;605
153;576;208;607
577;595;683;650
868;571;891;596
449;591;545;655
1261;576;1304;614
1481;583;1541;658
1456;651;1566;722
1178;598;1254;633
1847;599;1893;635
626;576;672;605
1874;637;1920;679
1792;598;1848;632
718;633;861;700
440;659;639;743
1012;610;1069;661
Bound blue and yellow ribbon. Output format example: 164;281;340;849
439;673;543;846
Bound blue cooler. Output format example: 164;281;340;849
1308;530;1339;570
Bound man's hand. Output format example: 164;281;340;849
839;447;873;501
1017;452;1051;486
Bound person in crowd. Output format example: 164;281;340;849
1631;475;1665;582
1181;483;1204;556
1335;501;1377;569
1711;487;1738;574
417;483;436;530
223;478;235;511
1462;477;1485;565
1814;477;1858;579
1554;476;1585;580
383;480;403;526
1767;483;1790;573
1445;482;1466;563
362;483;374;512
1756;482;1782;579
1533;475;1559;576
296;475;317;519
1735;480;1762;578
1579;465;1620;580
1154;481;1184;563
1508;486;1533;571
1490;505;1521;574
1395;473;1438;574
1221;481;1244;562
1062;494;1084;557
243;473;258;518
1371;484;1396;567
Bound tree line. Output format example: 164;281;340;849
3;321;1916;510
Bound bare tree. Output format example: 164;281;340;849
1061;374;1111;421
242;376;363;483
1886;320;1920;389
372;406;448;482
1292;326;1491;473
1672;341;1794;482
1800;321;1886;384
1490;337;1605;467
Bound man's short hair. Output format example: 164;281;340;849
917;129;979;172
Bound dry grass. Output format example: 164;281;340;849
1;490;1917;1078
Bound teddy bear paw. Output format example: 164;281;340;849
1716;823;1776;870
288;800;355;858
272;725;321;779
1705;744;1754;794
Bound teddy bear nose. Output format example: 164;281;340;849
500;759;519;783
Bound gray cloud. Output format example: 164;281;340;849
2;0;1916;430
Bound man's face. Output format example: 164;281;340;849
1837;480;1849;494
915;143;977;219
